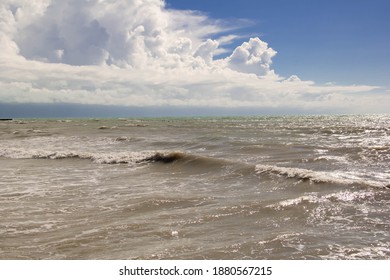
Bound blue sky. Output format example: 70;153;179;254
0;0;389;117
166;0;390;86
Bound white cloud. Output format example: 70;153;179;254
194;39;219;65
225;37;277;76
0;0;387;114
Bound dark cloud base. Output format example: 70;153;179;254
0;103;339;119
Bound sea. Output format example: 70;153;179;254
0;115;389;260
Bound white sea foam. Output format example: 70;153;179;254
267;194;324;210
0;147;159;164
255;164;389;188
267;189;375;210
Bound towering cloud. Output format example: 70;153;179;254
5;0;223;69
0;0;385;113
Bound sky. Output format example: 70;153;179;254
0;0;389;117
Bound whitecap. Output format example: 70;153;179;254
255;164;389;189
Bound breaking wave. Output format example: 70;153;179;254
136;152;188;164
267;189;376;210
0;148;228;168
0;148;180;164
1;146;389;189
255;164;390;189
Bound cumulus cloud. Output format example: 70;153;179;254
0;0;386;113
225;37;277;76
5;0;225;68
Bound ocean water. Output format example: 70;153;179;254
0;115;389;259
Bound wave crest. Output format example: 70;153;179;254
136;152;187;164
255;164;389;189
0;148;172;165
0;147;214;167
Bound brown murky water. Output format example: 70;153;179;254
1;115;389;259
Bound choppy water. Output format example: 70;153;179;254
1;115;389;259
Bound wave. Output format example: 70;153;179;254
0;148;230;168
255;164;389;189
136;152;187;164
2;147;388;189
267;189;376;210
136;151;233;168
1;148;163;164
